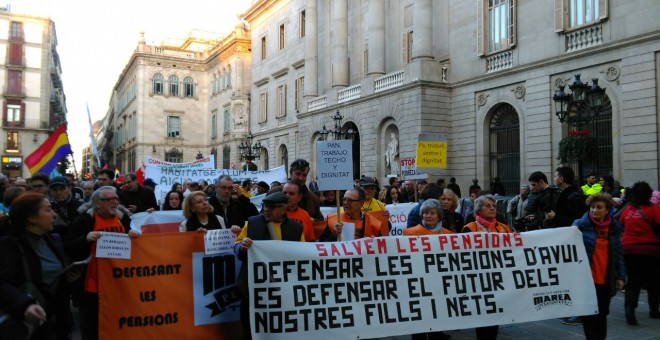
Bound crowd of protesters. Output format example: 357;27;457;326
0;163;658;340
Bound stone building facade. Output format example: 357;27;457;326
240;0;660;192
96;27;252;174
0;9;66;179
94;0;660;192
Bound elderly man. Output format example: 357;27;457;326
118;173;158;214
234;191;304;339
320;187;386;241
282;180;315;242
49;176;82;236
66;186;139;340
209;175;259;228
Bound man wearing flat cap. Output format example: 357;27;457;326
359;177;385;213
234;191;304;339
50;176;82;235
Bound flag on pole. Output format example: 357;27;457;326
86;103;102;168
24;123;73;175
135;162;145;185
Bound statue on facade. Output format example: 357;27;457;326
233;105;247;128
384;132;400;176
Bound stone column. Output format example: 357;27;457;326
412;0;433;60
367;0;385;76
304;0;318;98
331;0;348;88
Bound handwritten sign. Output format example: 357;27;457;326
316;140;354;191
96;232;131;259
416;134;447;170
204;229;237;255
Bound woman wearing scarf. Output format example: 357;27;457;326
461;194;511;339
404;198;454;340
179;191;228;233
572;192;626;340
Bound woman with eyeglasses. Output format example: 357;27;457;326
572;192;625;340
179;191;238;234
461;194;512;340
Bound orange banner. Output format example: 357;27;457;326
98;232;242;339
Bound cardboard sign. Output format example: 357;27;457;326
400;158;428;180
416;134;447;170
96;232;131;259
316;140;354;191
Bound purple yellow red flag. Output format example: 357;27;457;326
24;123;72;175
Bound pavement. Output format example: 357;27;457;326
379;290;660;339
71;290;659;339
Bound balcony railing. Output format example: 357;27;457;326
486;50;513;73
3;119;50;129
337;84;362;103
374;69;404;93
565;24;603;52
307;95;327;112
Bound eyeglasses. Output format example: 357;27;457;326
342;197;362;203
99;197;120;202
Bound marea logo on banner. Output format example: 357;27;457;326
532;290;573;311
192;253;242;325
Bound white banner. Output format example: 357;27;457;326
248;227;597;339
145;156;215;169
130;210;186;233
320;203;416;236
145;165;287;205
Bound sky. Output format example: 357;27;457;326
11;0;253;175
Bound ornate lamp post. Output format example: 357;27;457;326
319;110;354;141
196;151;203;160
553;74;606;128
553;74;606;181
238;131;261;170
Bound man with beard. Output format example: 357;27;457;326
66;186;139;340
209;175;259;229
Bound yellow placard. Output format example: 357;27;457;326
415;141;447;169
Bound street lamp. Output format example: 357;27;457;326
553;74;607;183
319;110;354;141
238;131;261;170
196;151;203;160
553;74;606;128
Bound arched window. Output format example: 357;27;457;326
489;103;520;196
169;75;179;97
184;77;195;97
152;73;164;95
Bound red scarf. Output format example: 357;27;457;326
476;215;497;230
